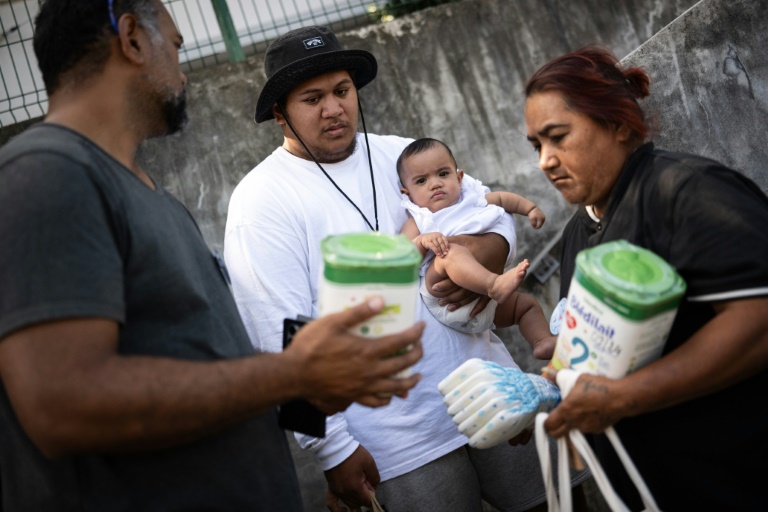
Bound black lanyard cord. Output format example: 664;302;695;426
358;97;379;231
282;99;379;232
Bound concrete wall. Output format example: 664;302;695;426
4;1;765;509
135;0;699;257
625;0;768;191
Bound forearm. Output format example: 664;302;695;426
545;298;768;436
2;338;303;457
2;311;423;457
617;297;768;418
490;191;537;216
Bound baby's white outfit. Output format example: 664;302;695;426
401;175;516;333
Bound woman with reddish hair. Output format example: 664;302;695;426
525;46;768;511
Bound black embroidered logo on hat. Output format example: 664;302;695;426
303;37;325;49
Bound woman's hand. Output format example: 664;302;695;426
542;369;630;437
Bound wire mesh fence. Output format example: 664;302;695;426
0;0;457;128
0;0;44;127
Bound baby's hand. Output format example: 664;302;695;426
528;206;546;229
419;232;449;258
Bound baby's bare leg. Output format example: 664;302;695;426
428;245;502;297
428;234;508;306
492;292;556;360
426;246;529;303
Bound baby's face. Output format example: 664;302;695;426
400;146;463;213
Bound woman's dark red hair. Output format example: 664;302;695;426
525;46;651;142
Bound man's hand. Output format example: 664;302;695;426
325;445;379;511
285;297;424;414
0;300;418;457
527;206;546;229
416;231;449;258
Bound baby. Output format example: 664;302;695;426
399;138;553;357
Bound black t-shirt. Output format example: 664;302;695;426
0;124;301;511
560;143;768;511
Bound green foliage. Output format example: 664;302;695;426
369;0;461;22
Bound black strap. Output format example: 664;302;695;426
282;98;378;232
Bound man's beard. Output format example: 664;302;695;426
309;135;357;164
162;88;188;135
282;112;358;163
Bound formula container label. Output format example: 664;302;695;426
318;232;422;379
552;278;678;378
318;279;418;378
550;240;686;379
318;279;418;338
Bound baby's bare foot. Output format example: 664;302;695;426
532;335;557;360
489;259;529;303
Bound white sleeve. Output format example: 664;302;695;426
295;413;360;471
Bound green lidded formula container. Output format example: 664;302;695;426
551;240;686;378
318;232;422;378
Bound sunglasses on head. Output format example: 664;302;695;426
108;0;118;33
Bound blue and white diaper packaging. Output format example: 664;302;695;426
438;358;561;449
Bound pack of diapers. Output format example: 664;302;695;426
438;358;560;448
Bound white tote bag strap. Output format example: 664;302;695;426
535;370;663;512
535;413;561;512
603;427;661;511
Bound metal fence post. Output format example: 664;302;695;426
211;0;245;62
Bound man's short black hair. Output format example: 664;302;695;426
396;137;458;182
34;0;159;94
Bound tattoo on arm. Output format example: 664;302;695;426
582;381;609;395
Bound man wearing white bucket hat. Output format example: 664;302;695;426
225;25;589;511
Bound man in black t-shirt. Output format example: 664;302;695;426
0;1;422;510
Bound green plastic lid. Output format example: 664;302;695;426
575;240;686;318
321;232;422;284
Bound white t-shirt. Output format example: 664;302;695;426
224;133;518;481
